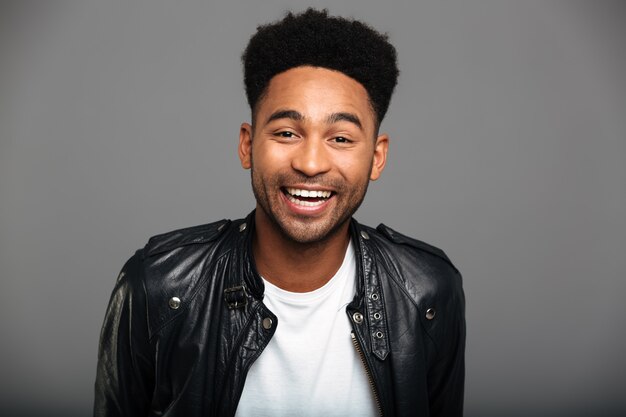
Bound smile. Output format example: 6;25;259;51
283;187;334;207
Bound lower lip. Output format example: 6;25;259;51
281;191;334;216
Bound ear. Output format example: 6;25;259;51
239;123;253;169
370;134;389;181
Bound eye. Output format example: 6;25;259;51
276;131;296;138
333;136;351;144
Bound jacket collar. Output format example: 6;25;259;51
236;210;368;297
234;210;389;360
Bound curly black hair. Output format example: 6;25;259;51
242;8;399;127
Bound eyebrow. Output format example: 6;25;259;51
327;112;363;130
265;109;363;131
266;110;304;124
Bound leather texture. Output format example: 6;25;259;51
94;211;465;416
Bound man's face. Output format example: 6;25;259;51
239;66;388;244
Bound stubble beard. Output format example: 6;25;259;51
250;164;371;246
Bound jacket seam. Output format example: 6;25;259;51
145;238;222;258
376;224;459;274
144;220;230;257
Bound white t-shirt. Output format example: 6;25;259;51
235;240;377;417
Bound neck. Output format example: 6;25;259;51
252;209;351;293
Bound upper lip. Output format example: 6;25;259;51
284;185;334;192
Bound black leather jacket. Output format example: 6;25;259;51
94;212;465;416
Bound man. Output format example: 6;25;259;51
95;8;465;417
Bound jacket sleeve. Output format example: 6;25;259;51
94;250;154;417
428;270;466;417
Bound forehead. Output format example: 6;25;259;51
256;66;376;127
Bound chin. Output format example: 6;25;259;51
275;216;348;245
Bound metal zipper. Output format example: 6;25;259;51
351;331;384;417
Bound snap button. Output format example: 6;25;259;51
373;312;382;320
425;308;436;320
370;293;379;301
239;223;247;232
168;297;181;310
262;317;273;330
374;331;384;339
360;231;370;240
352;312;364;324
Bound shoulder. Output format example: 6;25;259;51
117;218;242;337
362;222;465;351
360;222;464;309
373;223;457;272
364;222;460;280
143;218;232;257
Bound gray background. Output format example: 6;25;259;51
1;1;625;416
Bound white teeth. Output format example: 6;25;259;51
286;188;332;198
286;194;327;207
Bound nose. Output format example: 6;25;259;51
291;138;331;177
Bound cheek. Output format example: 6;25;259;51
338;153;373;179
252;143;291;169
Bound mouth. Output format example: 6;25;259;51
282;187;334;207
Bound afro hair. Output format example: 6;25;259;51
242;8;399;126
